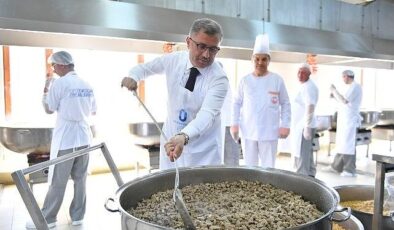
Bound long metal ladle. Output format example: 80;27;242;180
132;91;196;230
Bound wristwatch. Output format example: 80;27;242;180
176;132;189;146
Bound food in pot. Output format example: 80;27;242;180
129;180;323;229
340;200;391;216
332;223;346;230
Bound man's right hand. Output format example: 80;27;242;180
164;134;185;162
230;125;240;143
121;77;138;91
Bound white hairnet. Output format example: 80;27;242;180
48;51;74;65
300;63;311;72
342;70;354;78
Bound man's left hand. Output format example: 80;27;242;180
279;127;290;139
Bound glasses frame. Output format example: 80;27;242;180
188;37;220;55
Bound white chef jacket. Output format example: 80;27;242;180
290;79;319;157
231;72;291;141
334;82;362;155
128;51;229;169
46;71;97;183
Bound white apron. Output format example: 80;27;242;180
290;81;318;158
335;109;360;155
159;72;221;170
48;118;91;184
334;83;362;155
290;96;305;158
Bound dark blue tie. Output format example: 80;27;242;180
185;67;200;92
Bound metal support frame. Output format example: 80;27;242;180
11;142;123;230
372;154;394;230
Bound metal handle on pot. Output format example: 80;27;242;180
104;197;120;213
330;207;351;222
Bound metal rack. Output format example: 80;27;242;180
372;153;394;230
11;142;124;230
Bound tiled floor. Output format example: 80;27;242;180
0;140;390;230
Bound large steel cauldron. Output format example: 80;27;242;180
334;185;394;230
105;166;346;230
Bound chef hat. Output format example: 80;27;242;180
342;70;355;78
48;51;74;65
253;34;270;55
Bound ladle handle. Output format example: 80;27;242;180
132;91;168;142
132;91;180;189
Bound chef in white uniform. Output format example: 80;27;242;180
291;63;319;177
121;18;228;170
230;34;291;168
325;70;362;177
27;51;96;229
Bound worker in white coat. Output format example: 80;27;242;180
324;70;362;177
291;63;319;177
121;18;228;170
231;34;291;168
27;51;97;229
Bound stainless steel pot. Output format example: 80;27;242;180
333;212;364;230
0;125;96;154
331;111;380;130
377;110;394;126
105;166;348;230
334;184;394;230
129;122;163;146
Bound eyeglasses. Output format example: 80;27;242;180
189;37;220;54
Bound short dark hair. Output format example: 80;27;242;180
189;18;223;41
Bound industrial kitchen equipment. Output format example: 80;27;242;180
129;122;162;172
372;110;394;152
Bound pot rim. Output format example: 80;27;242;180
111;166;339;229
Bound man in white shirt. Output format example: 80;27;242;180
27;51;97;229
324;70;362;177
291;63;319;177
230;34;291;168
121;18;228;170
